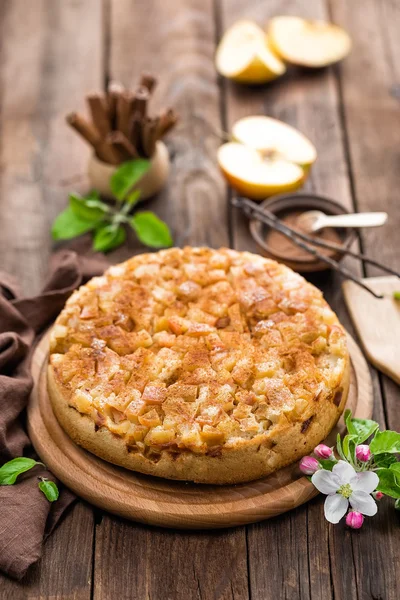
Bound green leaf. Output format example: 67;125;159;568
344;410;379;444
52;206;97;240
126;190;141;207
370;431;400;455
0;458;42;485
69;193;109;221
130;212;173;248
93;224;126;253
343;434;357;463
395;498;400;510
38;479;59;502
376;468;400;499
336;433;347;461
374;453;398;469
389;462;400;479
393;291;400;301
110;159;151;201
318;459;337;471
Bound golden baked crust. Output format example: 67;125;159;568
48;247;349;484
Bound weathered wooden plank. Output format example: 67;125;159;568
0;0;103;295
94;520;249;600
0;503;93;599
93;2;248;599
329;2;400;599
0;0;100;595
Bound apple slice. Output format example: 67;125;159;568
232;116;317;170
268;16;351;68
217;142;304;200
215;20;286;84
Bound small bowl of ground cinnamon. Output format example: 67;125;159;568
250;192;357;272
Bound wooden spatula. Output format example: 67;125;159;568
342;276;400;385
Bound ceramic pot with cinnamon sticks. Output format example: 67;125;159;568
66;74;178;200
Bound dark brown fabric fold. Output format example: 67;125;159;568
0;250;107;580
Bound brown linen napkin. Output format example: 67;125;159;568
0;250;107;580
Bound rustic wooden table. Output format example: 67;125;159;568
1;0;399;598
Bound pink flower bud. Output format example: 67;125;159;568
299;456;319;475
373;491;384;501
355;444;371;462
346;511;364;529
314;444;334;460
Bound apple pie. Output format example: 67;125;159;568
48;247;349;484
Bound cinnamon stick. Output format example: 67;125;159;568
66;112;120;165
142;118;158;157
131;86;149;120
107;81;125;129
86;93;111;137
129;111;143;153
157;109;178;137
116;91;132;137
107;131;138;161
140;73;157;94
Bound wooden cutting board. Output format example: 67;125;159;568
27;331;372;529
343;276;400;385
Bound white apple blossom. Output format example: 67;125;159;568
311;460;379;524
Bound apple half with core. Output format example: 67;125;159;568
217;116;317;200
268;16;351;68
215;20;286;84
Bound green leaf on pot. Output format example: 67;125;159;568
130;212;173;248
93;223;126;253
110;159;151;201
126;189;141;207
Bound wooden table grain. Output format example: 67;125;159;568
0;1;399;598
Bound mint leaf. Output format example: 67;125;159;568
344;410;379;444
370;431;400;455
0;458;43;485
374;453;398;469
376;468;400;498
69;193;109;221
52;206;97;240
126;190;141;207
93;224;126;253
130;212;173;248
110;159;150;201
38;479;59;502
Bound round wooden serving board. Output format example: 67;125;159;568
28;331;372;529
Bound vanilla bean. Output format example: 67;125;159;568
238;197;400;279
232;197;385;299
87;93;111;137
107;131;138;160
140;73;157;94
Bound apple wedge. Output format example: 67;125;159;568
215;20;286;84
217;142;305;200
232;115;317;171
268;16;351;68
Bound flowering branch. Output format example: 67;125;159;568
300;410;400;528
